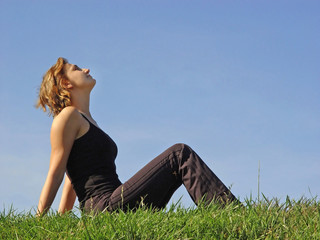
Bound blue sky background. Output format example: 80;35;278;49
1;0;319;213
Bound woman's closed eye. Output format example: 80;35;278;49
76;65;82;71
72;65;81;71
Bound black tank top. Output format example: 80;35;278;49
66;114;122;205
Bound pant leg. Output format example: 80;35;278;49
178;144;237;205
89;143;237;212
106;144;184;211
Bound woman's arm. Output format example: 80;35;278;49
37;107;81;216
58;174;76;214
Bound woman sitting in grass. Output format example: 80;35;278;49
36;57;239;215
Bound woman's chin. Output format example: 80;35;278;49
90;79;97;89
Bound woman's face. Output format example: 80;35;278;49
63;63;96;90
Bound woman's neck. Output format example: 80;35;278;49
71;91;92;117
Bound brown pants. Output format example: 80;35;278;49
83;143;237;213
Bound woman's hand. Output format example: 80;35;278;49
36;107;81;215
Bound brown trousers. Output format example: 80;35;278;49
83;143;238;213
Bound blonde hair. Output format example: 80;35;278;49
36;57;71;117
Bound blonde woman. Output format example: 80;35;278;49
36;58;238;215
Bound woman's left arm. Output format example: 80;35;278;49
36;107;81;216
58;174;76;214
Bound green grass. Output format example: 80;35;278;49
1;196;319;239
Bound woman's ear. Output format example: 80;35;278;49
62;79;73;89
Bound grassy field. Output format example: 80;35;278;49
1;196;319;239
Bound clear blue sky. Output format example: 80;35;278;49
1;0;319;213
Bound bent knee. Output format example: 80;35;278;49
171;143;192;151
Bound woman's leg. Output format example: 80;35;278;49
90;143;238;212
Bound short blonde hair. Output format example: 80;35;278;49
36;57;71;116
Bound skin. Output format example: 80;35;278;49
37;63;97;215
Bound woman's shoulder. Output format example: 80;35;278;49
51;106;82;132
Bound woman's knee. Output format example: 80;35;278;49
170;143;191;151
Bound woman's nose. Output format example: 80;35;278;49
83;68;90;74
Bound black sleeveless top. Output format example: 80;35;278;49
66;114;122;205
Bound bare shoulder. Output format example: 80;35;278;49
51;106;82;138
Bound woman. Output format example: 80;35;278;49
36;57;238;215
